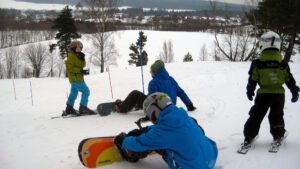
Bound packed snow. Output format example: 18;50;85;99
0;30;300;169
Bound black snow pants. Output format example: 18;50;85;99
120;90;147;113
243;93;286;140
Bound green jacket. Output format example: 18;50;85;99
65;51;86;83
247;50;297;94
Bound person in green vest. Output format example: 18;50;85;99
63;40;94;116
241;31;299;147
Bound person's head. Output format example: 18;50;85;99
150;60;165;76
143;92;172;123
258;31;281;52
69;40;83;53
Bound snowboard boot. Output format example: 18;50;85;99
79;105;95;115
63;104;78;116
114;99;123;113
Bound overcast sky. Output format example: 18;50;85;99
0;0;256;10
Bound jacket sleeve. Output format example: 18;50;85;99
171;77;193;106
123;127;167;152
148;80;158;95
246;60;258;94
283;62;299;93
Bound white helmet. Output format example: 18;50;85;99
258;31;281;52
143;92;172;123
69;40;83;49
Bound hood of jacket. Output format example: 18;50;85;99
153;67;170;80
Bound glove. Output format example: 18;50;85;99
291;92;299;103
247;92;254;101
78;52;85;61
114;132;127;147
127;127;148;136
81;69;90;75
291;86;299;103
114;132;147;162
187;104;196;111
156;150;168;162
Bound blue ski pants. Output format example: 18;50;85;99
67;82;90;107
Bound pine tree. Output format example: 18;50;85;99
128;31;148;66
50;6;80;60
183;52;193;62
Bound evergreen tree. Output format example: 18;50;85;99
50;6;80;60
183;52;193;62
250;0;300;62
128;31;148;66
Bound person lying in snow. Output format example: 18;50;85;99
114;60;196;113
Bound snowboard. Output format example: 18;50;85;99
78;136;123;168
97;102;116;116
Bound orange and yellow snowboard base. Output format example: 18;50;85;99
78;137;123;168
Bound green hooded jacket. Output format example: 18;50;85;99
65;51;86;83
248;50;296;94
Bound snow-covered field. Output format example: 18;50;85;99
0;60;300;169
1;29;300;169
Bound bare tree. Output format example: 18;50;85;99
85;0;119;73
214;26;258;61
5;47;20;79
89;35;119;70
0;53;5;79
24;43;49;78
199;44;208;61
168;40;174;62
158;40;174;63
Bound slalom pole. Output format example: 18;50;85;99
12;79;16;100
107;66;114;99
139;40;145;94
29;80;34;106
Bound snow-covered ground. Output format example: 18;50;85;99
1;29;300;169
0;59;300;169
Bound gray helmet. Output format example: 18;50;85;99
143;92;172;123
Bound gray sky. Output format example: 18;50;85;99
217;0;248;4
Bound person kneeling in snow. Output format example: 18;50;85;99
114;92;218;169
115;60;196;113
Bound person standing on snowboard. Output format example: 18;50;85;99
115;60;196;113
114;92;218;169
241;31;299;146
63;40;94;116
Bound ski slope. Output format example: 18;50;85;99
0;60;300;169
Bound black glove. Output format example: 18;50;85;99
114;132;147;162
127;127;148;137
156;150;168;162
291;92;299;103
81;69;90;75
187;104;196;111
291;86;299;103
78;52;85;61
247;92;254;101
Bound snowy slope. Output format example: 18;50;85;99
0;60;300;169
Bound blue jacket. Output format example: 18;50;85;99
148;67;193;107
123;105;218;169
